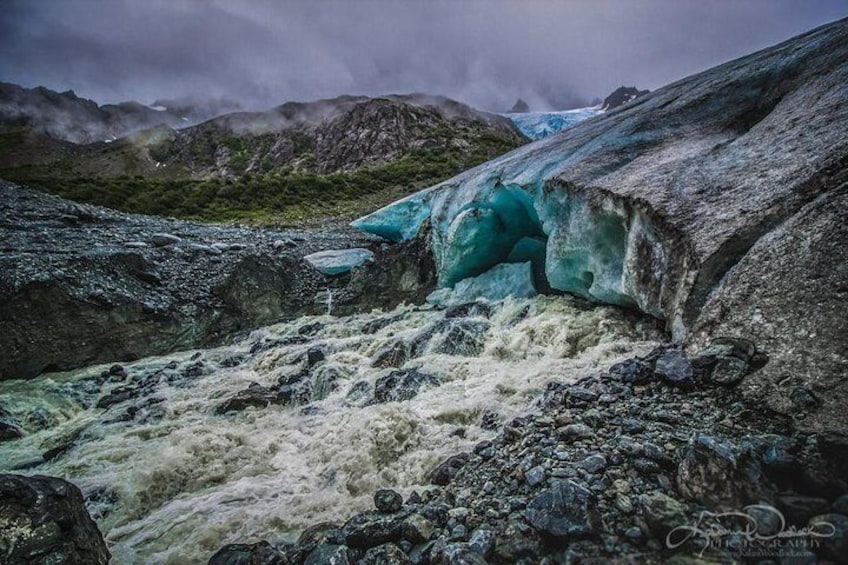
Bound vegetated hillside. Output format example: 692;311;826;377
0;92;527;224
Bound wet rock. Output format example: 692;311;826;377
427;319;490;357
375;489;404;513
0;420;23;441
220;354;246;368
640;491;688;539
216;382;276;414
654;348;695;388
372;340;413;369
443;301;493;319
691;338;757;386
401;514;434;544
107;364;128;381
207;541;288;565
676;434;772;510
298;321;324;336
360;543;411;564
373;369;438;404
608;358;653;385
0;473;110;564
303;543;353;565
442;544;487;564
306;347;326;367
526;480;601;539
429;453;471;486
150;232;181;246
479;410;501;430
341;512;407;549
95;385;138;409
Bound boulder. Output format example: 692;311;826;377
525;480;601;539
676;434;773;510
0;474;110;564
207;541;287;565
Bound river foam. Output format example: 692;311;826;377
0;296;662;564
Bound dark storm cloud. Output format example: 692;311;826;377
1;0;845;111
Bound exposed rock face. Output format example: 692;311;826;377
0;182;436;379
600;86;649;110
352;18;848;430
0;474;110;564
508;98;530;113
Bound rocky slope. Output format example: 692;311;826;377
353;17;848;433
0;181;435;380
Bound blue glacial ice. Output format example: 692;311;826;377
427;262;537;308
506;107;602;140
304;248;374;275
351;121;674;318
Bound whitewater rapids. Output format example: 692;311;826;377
0;296;662;563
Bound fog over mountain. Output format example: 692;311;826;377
1;0;845;111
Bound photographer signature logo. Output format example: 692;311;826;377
666;504;836;557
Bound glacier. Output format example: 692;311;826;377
506;107;602;140
351;124;675;320
427;262;537;307
303;248;374;275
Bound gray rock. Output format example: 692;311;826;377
0;420;23;442
0;474;110;564
525;465;546;486
373;369;439;404
640;491;687;539
578;454;607;474
654;348;694;388
303;543;353;565
374;489;404;513
676;434;772;510
526;480;600;539
560;423;594;440
359;543;411;564
429;453;471;486
150;232;181;246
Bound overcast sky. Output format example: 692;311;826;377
1;0;845;111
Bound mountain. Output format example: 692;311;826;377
507;98;530;113
601;85;649;110
0;91;527;224
0;82;194;143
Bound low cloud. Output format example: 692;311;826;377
1;0;844;111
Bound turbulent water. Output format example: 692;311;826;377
0;296;662;564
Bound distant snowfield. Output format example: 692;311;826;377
505;107;602;140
